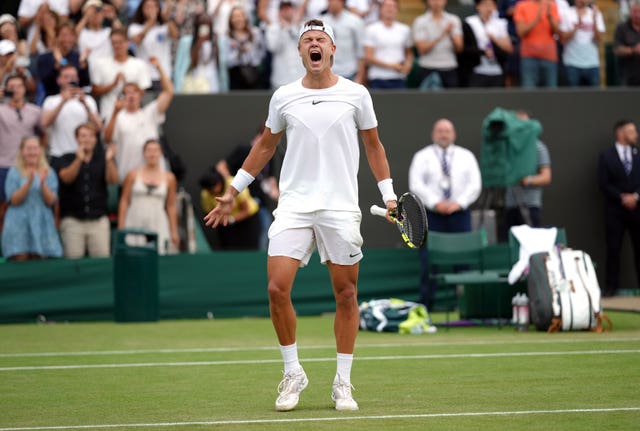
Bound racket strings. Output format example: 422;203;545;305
399;196;427;247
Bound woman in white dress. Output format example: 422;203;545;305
118;139;179;255
184;13;223;93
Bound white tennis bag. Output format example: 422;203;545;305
545;248;611;332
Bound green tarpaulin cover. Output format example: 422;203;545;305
480;107;541;187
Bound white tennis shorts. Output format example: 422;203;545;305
268;210;363;267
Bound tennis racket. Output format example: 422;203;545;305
370;192;428;249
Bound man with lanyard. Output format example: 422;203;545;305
408;118;482;310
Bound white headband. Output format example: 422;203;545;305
298;23;335;44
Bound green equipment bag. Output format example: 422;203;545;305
480;107;541;187
359;298;437;334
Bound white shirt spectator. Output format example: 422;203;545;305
18;0;69;54
78;27;113;64
128;23;173;81
560;6;605;69
89;55;151;119
466;14;509;76
42;94;100;157
412;11;462;69
363;20;412;80
112;100;166;183
17;0;69;18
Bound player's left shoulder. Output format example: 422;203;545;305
339;77;370;94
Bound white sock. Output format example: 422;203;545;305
336;353;353;382
280;343;301;374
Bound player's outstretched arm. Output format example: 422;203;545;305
203;127;283;228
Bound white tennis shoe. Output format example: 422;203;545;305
332;375;359;411
275;367;308;411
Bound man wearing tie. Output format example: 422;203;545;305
409;118;482;308
598;119;640;297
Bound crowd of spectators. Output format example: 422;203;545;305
0;0;638;260
1;0;635;99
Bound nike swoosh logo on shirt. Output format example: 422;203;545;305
312;100;324;105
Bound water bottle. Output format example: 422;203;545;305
518;294;530;331
511;293;520;326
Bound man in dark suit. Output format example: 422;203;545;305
598;119;640;297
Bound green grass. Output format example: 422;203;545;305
1;311;639;431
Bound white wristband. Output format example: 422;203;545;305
377;178;397;204
229;169;255;194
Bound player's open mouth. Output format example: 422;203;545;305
310;50;322;62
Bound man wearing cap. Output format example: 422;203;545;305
0;14;33;83
0;39;17;85
205;19;397;412
0;35;37;98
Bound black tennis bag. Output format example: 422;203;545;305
527;249;612;332
527;252;555;331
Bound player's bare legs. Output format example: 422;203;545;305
268;255;308;411
327;261;360;410
327;262;360;354
267;255;300;345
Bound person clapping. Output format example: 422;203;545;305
1;136;62;261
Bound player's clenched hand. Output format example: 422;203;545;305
203;193;234;228
385;200;398;224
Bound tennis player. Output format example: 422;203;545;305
204;19;398;412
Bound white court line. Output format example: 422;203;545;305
0;407;638;430
1;337;639;358
1;349;639;372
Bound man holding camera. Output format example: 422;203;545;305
42;64;102;166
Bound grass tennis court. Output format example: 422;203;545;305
1;311;639;431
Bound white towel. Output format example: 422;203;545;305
508;225;558;284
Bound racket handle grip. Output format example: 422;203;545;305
370;205;388;217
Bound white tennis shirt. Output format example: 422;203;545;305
266;76;378;213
